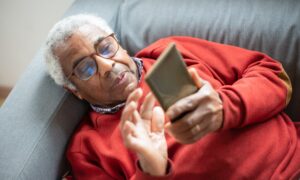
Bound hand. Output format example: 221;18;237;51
120;88;167;176
165;68;223;144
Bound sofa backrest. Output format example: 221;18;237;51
118;0;300;121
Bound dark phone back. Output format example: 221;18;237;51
145;43;198;111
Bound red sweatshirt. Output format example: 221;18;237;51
67;37;300;180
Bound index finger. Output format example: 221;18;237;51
120;101;137;129
188;68;204;88
140;92;156;120
126;88;143;105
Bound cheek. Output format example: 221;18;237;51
114;50;136;70
75;81;110;104
73;79;101;96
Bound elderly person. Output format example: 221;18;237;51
44;14;300;179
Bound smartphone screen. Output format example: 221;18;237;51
145;43;198;118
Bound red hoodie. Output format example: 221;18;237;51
66;37;300;180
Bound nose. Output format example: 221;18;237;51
94;55;114;77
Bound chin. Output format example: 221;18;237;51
124;82;138;97
126;84;138;95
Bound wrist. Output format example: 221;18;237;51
138;151;167;176
135;159;174;180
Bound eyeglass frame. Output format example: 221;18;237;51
65;33;119;80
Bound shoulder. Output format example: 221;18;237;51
137;36;194;53
66;112;99;154
135;36;213;59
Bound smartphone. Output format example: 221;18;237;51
145;43;198;121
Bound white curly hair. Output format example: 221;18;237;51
43;14;113;90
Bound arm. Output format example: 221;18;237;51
68;109;172;180
137;36;292;129
176;37;292;129
67;152;114;180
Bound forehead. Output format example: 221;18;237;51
54;25;108;62
77;24;107;44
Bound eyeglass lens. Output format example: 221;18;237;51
73;36;118;80
96;36;118;59
74;57;97;80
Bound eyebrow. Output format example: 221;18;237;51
71;38;103;69
93;36;106;49
72;56;86;70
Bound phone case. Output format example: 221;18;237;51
145;43;198;111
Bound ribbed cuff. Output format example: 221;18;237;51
134;159;174;180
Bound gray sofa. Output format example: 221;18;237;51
0;0;299;179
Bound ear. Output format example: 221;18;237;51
63;85;83;100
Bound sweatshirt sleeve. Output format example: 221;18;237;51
67;152;114;180
136;36;292;130
131;159;174;180
68;152;174;180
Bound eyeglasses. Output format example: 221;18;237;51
66;33;119;80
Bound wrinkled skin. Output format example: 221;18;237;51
165;68;223;144
120;89;168;176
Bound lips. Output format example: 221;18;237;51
112;71;129;89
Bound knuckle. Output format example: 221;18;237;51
207;104;215;112
191;125;200;135
202;86;212;96
187;117;195;127
206;102;222;114
172;106;182;116
182;118;193;128
185;98;195;109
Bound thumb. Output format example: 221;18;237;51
151;106;165;132
188;68;203;88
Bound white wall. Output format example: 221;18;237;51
0;0;75;87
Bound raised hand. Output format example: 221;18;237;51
120;88;167;176
165;68;223;144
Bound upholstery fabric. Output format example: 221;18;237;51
0;49;89;179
